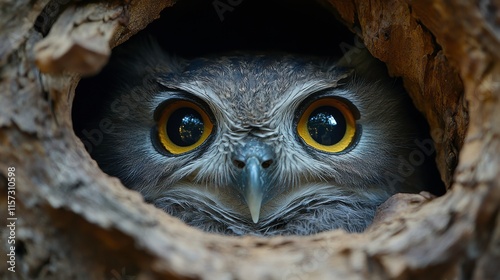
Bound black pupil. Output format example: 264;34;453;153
167;108;204;147
307;106;346;145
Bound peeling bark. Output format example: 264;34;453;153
1;1;498;279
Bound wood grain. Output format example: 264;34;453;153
0;1;497;279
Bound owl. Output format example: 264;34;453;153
74;36;439;236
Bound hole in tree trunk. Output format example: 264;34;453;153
72;0;447;237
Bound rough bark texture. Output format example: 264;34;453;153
0;0;498;279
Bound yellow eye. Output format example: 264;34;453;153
157;100;213;155
297;97;357;153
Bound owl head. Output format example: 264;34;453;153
74;36;439;236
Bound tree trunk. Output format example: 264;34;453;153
0;0;498;279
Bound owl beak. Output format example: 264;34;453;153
244;157;264;223
233;139;275;224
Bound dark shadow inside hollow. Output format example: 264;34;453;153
72;0;445;236
148;0;354;57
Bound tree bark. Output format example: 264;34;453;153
1;0;498;279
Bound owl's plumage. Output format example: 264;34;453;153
76;37;437;236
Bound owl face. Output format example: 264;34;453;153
85;39;430;236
